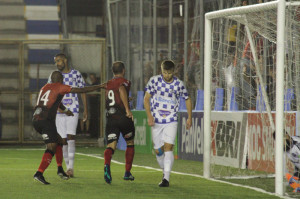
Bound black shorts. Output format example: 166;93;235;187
32;119;60;144
105;114;135;144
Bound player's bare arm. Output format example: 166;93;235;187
119;85;132;119
70;83;105;93
58;103;74;116
144;92;155;126
185;98;192;130
81;93;88;122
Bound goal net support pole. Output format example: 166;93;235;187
275;0;285;195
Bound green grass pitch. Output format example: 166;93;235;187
0;146;283;199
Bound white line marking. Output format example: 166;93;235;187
76;152;291;199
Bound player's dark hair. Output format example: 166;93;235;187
51;71;63;83
112;61;125;74
161;60;175;70
54;53;67;59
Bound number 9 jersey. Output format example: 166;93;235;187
105;77;131;118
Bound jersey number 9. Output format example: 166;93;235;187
108;90;115;106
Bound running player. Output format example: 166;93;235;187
33;71;103;184
102;61;135;184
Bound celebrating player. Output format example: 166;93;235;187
102;61;135;184
33;71;104;184
144;60;192;187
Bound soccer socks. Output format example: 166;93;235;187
163;151;174;181
104;147;114;165
125;145;135;172
38;150;54;173
156;154;165;170
68;140;75;169
62;144;69;168
55;144;63;167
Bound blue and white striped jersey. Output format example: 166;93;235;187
145;75;189;124
48;69;85;113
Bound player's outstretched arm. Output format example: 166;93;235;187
70;83;106;93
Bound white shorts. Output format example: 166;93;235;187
55;113;79;138
152;122;178;149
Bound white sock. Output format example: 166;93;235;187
67;140;75;169
156;154;165;170
163;151;174;181
63;145;69;169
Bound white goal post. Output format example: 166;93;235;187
204;0;289;196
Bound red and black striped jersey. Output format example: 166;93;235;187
33;82;72;121
105;77;131;114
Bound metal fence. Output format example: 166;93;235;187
106;0;272;105
0;39;106;144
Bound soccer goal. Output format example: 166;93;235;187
203;0;300;195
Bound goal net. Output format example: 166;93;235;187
204;0;300;195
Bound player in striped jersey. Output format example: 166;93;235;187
49;53;88;177
144;60;192;187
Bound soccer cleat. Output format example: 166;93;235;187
57;167;70;180
286;173;300;189
66;168;74;178
123;171;135;181
158;178;169;187
104;164;112;184
34;172;50;185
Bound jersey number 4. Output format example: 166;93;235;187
37;90;51;106
108;90;115;106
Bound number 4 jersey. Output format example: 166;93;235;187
33;83;72;121
105;77;131;117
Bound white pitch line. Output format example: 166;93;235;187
76;152;291;199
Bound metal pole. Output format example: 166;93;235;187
60;0;69;39
153;0;157;75
107;0;115;62
127;0;131;80
168;0;173;59
199;0;204;89
183;0;188;82
203;17;212;179
115;2;119;60
275;0;286;195
140;0;144;90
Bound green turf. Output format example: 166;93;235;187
0;146;283;199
